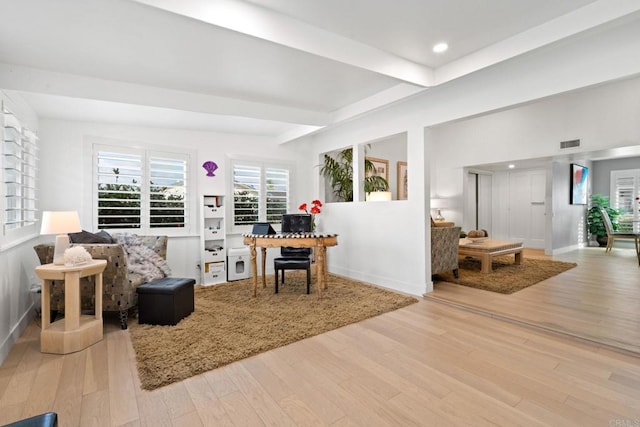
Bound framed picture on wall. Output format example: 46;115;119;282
366;157;389;181
570;163;588;205
397;161;408;200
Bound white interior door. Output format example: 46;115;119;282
508;170;546;248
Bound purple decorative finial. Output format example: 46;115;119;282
202;161;218;177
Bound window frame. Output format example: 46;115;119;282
1;99;39;250
610;168;640;232
229;157;294;234
92;140;196;237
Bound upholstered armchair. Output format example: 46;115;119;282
33;235;168;329
431;226;461;278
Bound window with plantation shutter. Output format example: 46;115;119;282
2;101;38;239
149;156;187;228
233;164;260;226
232;160;291;230
94;144;191;233
97;151;142;229
266;167;288;222
611;169;640;233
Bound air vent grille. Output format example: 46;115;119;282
560;139;580;149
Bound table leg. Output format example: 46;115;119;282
249;244;258;297
321;246;328;290
480;254;492;274
95;272;103;321
261;247;267;288
514;251;523;265
64;271;81;331
316;245;324;299
41;279;51;329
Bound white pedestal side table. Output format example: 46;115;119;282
35;259;107;354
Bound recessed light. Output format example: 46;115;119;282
433;43;448;53
508;164;515;169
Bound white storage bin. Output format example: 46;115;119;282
204;205;223;218
227;247;251;281
203;261;226;284
204;247;225;263
204;228;223;239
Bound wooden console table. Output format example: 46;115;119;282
243;233;338;298
458;239;523;274
35;259;107;354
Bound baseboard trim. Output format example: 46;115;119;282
0;304;36;365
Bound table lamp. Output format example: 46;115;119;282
431;198;446;221
40;211;82;265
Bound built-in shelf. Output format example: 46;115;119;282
200;194;226;285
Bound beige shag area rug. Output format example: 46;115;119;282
129;271;417;390
434;256;577;294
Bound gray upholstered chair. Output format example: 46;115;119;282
431;226;461;278
33;235;168;329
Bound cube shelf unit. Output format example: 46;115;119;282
201;194;226;285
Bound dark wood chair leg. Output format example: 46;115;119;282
453;268;459;279
306;267;311;294
275;268;279;293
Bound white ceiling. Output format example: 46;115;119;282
1;0;638;141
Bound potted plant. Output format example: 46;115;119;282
320;148;388;202
586;194;619;246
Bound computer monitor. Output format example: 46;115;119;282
281;214;312;233
251;222;276;235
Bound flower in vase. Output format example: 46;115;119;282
299;200;323;231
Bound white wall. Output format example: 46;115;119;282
37;119;313;278
0;91;40;364
432;75;640;252
303;15;640;295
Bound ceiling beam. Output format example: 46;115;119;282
435;0;640;85
0;62;330;126
131;0;434;87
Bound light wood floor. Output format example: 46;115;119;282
428;246;640;355
1;248;639;426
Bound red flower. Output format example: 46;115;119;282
299;200;322;215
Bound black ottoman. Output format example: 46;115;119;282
136;277;196;326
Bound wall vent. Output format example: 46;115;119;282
560;139;580;149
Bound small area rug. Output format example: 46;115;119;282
434;256;577;294
129;271;417;390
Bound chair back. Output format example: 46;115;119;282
281;214;312;257
281;214;312;233
600;208;614;235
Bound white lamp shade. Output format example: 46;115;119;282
366;191;392;201
40;211;82;265
40;211;82;235
430;198;447;209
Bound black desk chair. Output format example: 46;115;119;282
274;214;312;294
